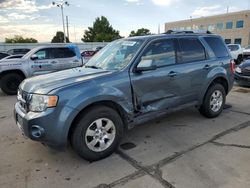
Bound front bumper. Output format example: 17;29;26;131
235;73;250;86
14;102;79;148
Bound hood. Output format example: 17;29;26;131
239;60;250;76
243;49;250;53
20;67;112;94
0;58;25;64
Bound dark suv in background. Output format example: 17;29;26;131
14;31;235;161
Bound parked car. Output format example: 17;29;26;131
243;45;250;59
7;48;30;55
81;50;96;64
0;45;82;95
14;32;234;161
0;54;23;60
227;44;243;64
235;60;250;86
0;52;10;60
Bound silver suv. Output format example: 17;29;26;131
0;45;83;95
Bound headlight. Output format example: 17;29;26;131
235;67;242;73
29;94;58;112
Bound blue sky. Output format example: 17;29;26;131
0;0;249;42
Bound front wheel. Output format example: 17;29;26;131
199;84;226;118
1;73;24;95
71;106;124;161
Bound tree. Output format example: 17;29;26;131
51;31;69;43
5;35;38;43
129;28;151;37
81;16;121;42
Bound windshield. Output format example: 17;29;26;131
85;39;143;71
227;45;239;51
22;47;39;59
246;45;250;49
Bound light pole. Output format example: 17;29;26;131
52;1;69;43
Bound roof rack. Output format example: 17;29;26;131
164;30;213;34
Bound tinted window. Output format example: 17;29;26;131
0;53;9;59
236;20;244;28
204;37;229;58
140;39;176;67
226;21;233;29
234;38;242;45
52;48;75;58
225;39;231;44
179;38;206;63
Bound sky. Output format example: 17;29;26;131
0;0;249;42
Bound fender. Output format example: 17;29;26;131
198;66;229;103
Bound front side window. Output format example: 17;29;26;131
227;45;239;51
34;49;49;60
138;39;176;67
236;20;244;28
179;38;206;63
226;21;233;29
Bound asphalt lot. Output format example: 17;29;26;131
0;85;250;188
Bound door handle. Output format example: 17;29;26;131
168;71;177;77
203;64;211;70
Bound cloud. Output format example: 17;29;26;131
7;12;39;20
191;5;222;17
151;0;177;6
0;0;52;13
0;24;84;42
0;15;9;23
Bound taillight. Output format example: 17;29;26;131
230;59;235;74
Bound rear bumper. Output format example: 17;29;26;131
235;73;250;86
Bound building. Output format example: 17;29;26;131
165;10;250;47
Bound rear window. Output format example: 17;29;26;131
179;38;206;63
227;45;239;51
204;37;229;58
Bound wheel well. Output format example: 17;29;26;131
0;70;26;80
211;77;229;94
68;101;128;141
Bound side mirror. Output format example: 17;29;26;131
30;54;38;60
135;59;157;72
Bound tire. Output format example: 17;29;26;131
71;106;124;161
0;73;24;95
236;54;243;65
199;84;226;118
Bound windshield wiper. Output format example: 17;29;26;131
85;65;102;69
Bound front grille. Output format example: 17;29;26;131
17;89;30;113
242;68;250;76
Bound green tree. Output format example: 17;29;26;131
82;16;121;42
51;31;69;43
129;28;151;37
5;35;38;43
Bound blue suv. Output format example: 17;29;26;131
14;31;235;161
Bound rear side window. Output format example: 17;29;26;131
204;37;229;58
179;38;206;63
52;48;76;58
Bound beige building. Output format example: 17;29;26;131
165;10;250;47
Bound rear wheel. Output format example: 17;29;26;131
199;84;226;118
71;106;124;161
0;73;24;95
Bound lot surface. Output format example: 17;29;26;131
0;85;250;188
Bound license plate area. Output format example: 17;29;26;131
16;114;24;133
